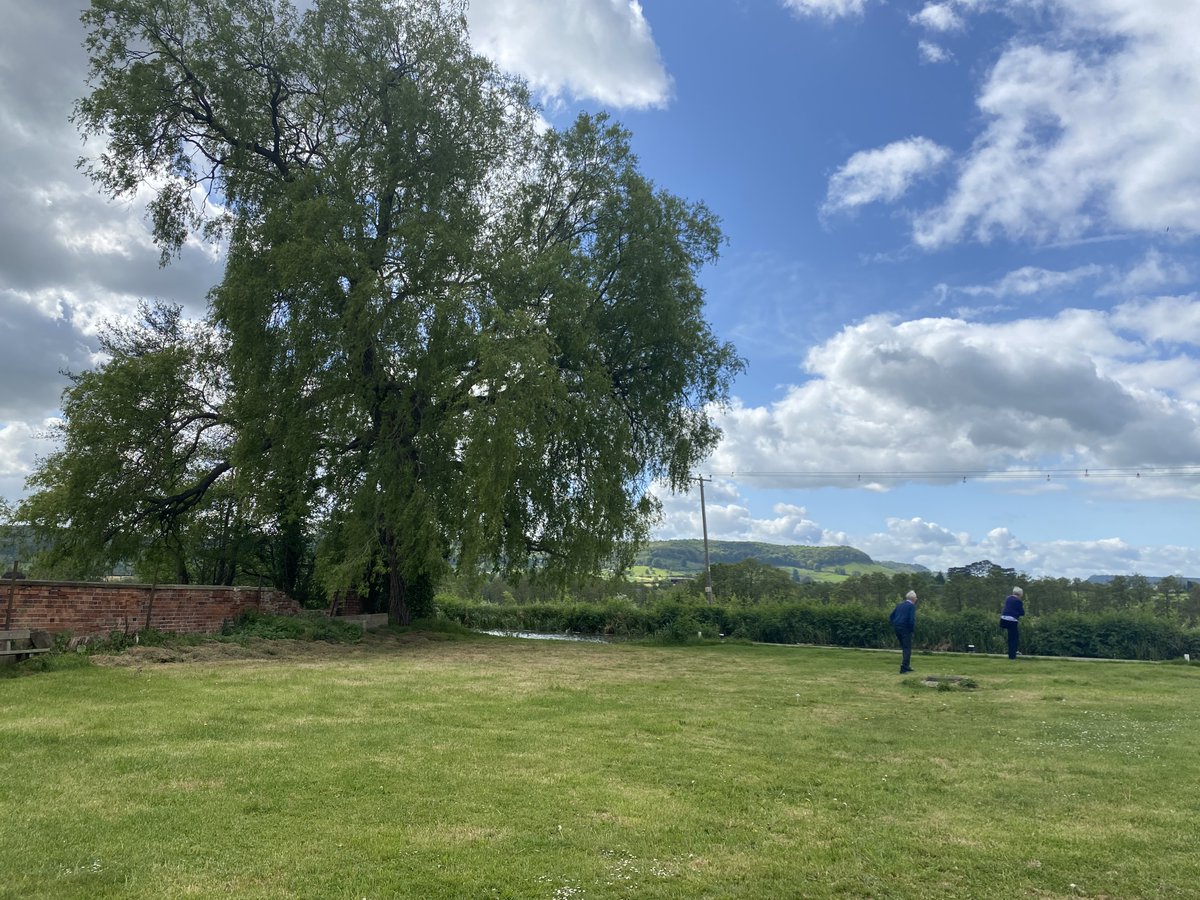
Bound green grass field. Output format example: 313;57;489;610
3;634;1198;898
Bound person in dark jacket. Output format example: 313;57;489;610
889;590;918;673
1000;586;1026;659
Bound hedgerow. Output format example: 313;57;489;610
435;595;1200;660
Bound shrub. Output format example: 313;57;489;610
644;600;718;644
1027;612;1192;660
220;609;364;643
917;609;1003;655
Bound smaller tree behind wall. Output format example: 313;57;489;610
19;302;315;593
22;303;226;581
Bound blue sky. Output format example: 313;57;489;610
3;0;1200;578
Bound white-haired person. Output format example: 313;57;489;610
999;586;1026;660
889;590;918;674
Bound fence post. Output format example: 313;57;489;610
144;581;157;631
4;560;17;629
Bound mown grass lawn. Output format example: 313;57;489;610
2;634;1198;899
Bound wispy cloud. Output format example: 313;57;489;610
938;252;1191;304
1097;249;1192;297
952;264;1105;299
823;138;952;215
780;0;871;19
911;1;1200;247
918;40;953;63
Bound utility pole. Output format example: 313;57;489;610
695;476;713;604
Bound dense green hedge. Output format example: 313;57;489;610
1022;612;1198;660
436;596;1200;661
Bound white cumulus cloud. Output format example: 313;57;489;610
1110;295;1200;347
824;138;952;215
467;0;672;109
913;0;1200;247
911;3;964;32
707;304;1200;485
780;0;872;18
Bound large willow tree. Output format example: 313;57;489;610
74;0;742;623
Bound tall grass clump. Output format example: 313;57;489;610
218;608;365;643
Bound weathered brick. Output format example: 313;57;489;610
2;581;302;636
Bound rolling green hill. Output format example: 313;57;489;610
632;540;927;583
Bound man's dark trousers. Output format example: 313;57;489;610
894;627;913;672
1002;621;1019;659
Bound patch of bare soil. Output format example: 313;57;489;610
88;630;451;667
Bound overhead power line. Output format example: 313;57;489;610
707;465;1200;482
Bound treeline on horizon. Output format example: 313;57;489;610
442;557;1200;624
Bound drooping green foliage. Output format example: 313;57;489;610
67;0;742;622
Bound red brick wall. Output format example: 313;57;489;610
1;580;302;638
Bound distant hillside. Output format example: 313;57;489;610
1086;574;1200;586
634;540;927;579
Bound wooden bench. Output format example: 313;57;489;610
0;629;54;662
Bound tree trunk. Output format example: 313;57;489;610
278;518;304;596
385;533;413;626
388;571;412;626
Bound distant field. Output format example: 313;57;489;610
630;540;925;586
3;633;1198;898
628;563;853;584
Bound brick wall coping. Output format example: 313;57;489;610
3;578;274;591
